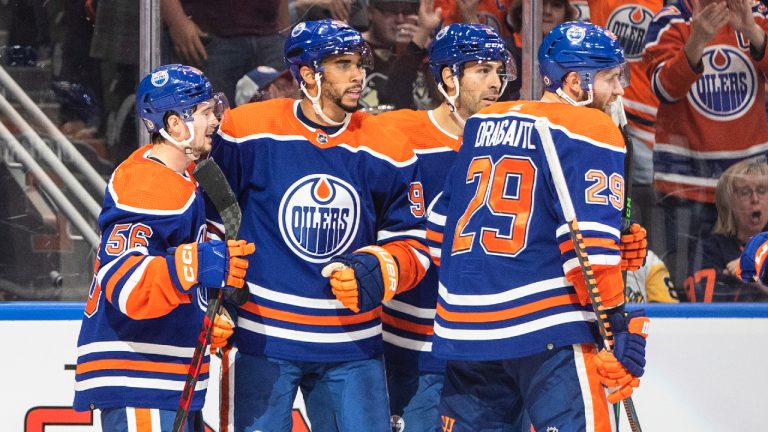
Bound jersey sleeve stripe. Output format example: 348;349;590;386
103;254;144;303
426;230;444;243
558;238;619;254
118;257;153;315
240;301;379;326
377;228;426;241
562;255;621;274
556;222;620;239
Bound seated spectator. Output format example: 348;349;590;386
234;66;298;106
501;0;575;100
626;249;680;303
686;158;768;302
291;0;369;30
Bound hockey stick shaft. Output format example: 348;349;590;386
173;159;243;432
534;119;642;432
616;96;634;231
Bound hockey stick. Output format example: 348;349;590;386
173;158;242;432
534;118;642;432
616;96;633;231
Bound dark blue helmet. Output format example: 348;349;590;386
284;20;372;84
135;64;213;133
538;21;628;93
428;24;514;87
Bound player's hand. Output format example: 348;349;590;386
739;232;768;282
593;350;641;403
620;223;647;271
167;239;255;293
607;309;649;378
321;246;399;313
210;311;234;355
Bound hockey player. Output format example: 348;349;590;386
208;20;431;431
427;22;650;431
73;64;255;431
374;23;514;431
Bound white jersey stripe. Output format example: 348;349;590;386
75;376;208;392
378;228;427;241
562;255;621;274
383;331;433;352
434;310;595;340
78;341;195;358
438;277;568;306
384;299;436;319
118;257;153;315
249;282;346;310
556;222;620;239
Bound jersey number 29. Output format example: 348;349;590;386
452;155;536;256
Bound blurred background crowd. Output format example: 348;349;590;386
1;0;767;305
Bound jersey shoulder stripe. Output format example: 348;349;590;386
108;146;197;214
477;101;625;151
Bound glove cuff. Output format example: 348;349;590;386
605;305;628;335
355;245;399;302
166;249;196;294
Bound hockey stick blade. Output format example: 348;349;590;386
173;159;243;432
534;118;642;432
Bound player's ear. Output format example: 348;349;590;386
441;66;457;94
164;113;186;139
562;71;581;95
300;66;317;88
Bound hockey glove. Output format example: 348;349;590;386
740;232;768;282
321;246;399;313
607;308;649;377
593;350;641;403
620;223;647;272
210;311;234;355
167;239;255;293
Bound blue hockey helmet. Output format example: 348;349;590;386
135;64;215;133
538;21;628;93
428;23;515;87
284;19;372;84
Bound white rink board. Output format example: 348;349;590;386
1;304;767;431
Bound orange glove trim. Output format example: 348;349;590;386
357;245;399;302
620;224;648;271
210;313;234;355
225;240;255;289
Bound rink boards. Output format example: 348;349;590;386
1;303;766;431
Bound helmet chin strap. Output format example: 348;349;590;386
556;84;594;107
300;72;349;127
159;122;199;161
438;76;466;127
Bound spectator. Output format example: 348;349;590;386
291;0;369;30
360;0;425;109
162;0;289;104
687;158;768;302
379;0;444;110
501;0;576;100
435;0;513;37
626;249;680;303
590;0;665;244
644;0;768;287
234;66;298;106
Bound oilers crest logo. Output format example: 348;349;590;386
687;44;756;122
279;174;360;263
606;5;654;60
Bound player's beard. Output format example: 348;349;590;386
326;85;360;113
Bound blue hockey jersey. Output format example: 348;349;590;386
74;145;211;411
376;108;459;373
427;101;626;361
209;98;431;362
